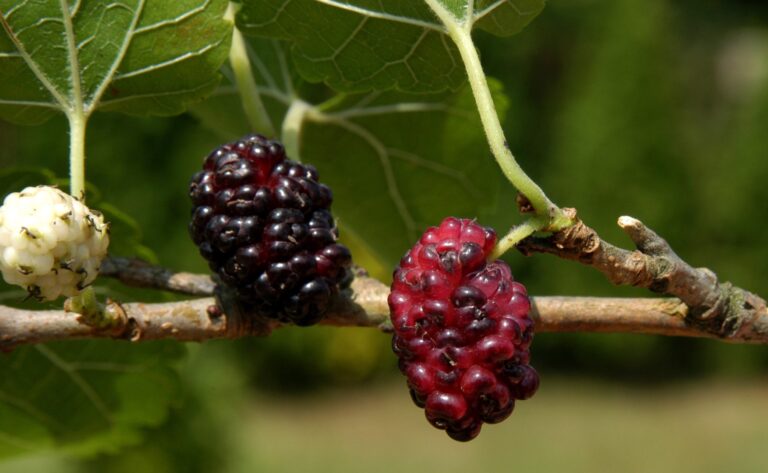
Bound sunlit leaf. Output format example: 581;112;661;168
0;0;232;125
237;0;544;93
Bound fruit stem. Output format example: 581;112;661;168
226;3;275;136
281;99;312;161
64;287;104;328
68;112;88;200
424;0;566;227
490;216;548;260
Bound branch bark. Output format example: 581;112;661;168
99;257;215;296
1;258;767;349
1;290;752;349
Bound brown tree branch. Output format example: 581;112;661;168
99;257;216;296
3;208;768;351
517;209;768;342
1;290;764;349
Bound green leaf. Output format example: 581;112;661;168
236;0;544;93
0;0;232;125
304;85;509;273
471;0;547;37
0;341;183;459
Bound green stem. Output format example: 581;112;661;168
68;112;87;200
226;3;275;135
490;216;548;260
424;0;565;225
315;93;348;112
65;287;120;329
281;99;312;161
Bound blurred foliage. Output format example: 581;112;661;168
0;340;184;460
0;0;767;468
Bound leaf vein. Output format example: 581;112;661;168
134;0;212;35
114;37;223;80
329;101;448;119
99;77;218;107
0;98;58;108
0;388;64;431
85;0;145;112
241;0;294;29
2;0;30;20
388;147;483;201
314;0;444;33
12;16;64;38
309;113;417;240
70;0;83;18
60;0;84;108
34;345;113;425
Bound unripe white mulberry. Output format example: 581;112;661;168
0;186;109;300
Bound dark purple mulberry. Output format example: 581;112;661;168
189;134;352;325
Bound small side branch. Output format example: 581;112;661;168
517;209;768;342
99;257;216;296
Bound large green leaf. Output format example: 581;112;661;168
302;86;510;274
237;0;545;93
0;0;232;125
191;37;510;276
0;341;183;459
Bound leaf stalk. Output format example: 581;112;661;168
226;3;275;136
424;0;570;241
281;99;312;160
68;112;87;200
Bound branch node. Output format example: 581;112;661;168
214;283;273;338
126;317;143;342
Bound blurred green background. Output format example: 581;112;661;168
1;0;767;471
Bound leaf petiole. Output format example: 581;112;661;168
424;0;567;226
226;2;275;136
281;99;313;161
68;112;88;200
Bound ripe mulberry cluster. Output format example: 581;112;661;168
0;186;110;300
188;134;352;326
388;217;539;441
